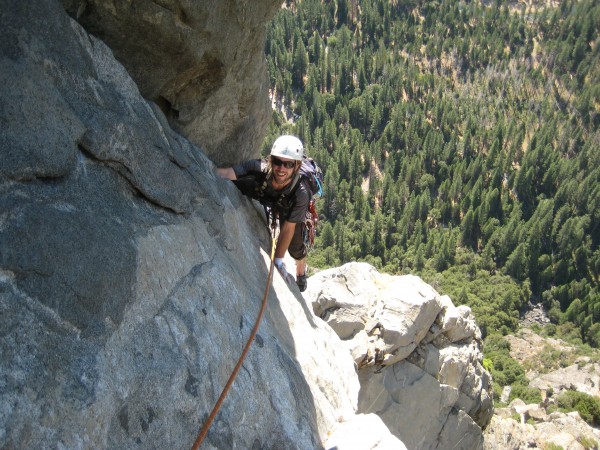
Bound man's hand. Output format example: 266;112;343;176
216;167;237;180
274;258;295;285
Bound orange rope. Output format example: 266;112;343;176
190;234;277;450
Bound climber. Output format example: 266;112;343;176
216;135;311;292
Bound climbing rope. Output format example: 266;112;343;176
190;217;279;450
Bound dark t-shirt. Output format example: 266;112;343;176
232;159;310;223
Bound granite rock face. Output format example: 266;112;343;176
485;404;600;450
0;2;355;448
305;262;494;450
61;0;281;166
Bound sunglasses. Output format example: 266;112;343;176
271;156;296;169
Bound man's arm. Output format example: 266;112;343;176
275;220;297;259
216;167;237;180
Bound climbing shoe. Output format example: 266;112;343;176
296;274;307;292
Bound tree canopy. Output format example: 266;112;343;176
264;0;599;345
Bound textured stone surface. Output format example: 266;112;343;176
504;329;600;398
484;329;600;449
324;413;407;450
0;2;355;448
305;262;494;450
484;407;600;450
61;0;281;166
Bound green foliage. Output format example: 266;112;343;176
483;334;528;390
482;358;493;373
509;384;542;405
265;0;600;345
578;435;598;450
532;344;574;374
421;264;526;338
488;352;526;387
480;332;575;408
557;390;600;426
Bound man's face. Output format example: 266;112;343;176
271;156;297;185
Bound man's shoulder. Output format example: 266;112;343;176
233;159;267;177
297;178;310;193
293;178;311;204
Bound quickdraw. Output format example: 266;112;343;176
303;198;319;249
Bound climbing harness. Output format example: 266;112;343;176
190;216;279;450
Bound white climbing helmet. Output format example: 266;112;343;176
270;135;304;161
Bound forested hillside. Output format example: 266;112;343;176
262;0;599;346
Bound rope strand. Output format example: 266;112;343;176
190;231;278;450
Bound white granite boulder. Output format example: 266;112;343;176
305;262;494;450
